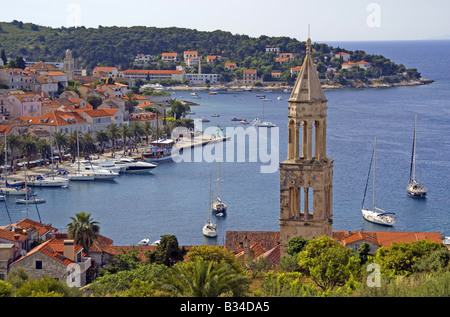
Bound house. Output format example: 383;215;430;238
161;52;178;63
291;66;302;75
23;110;90;135
275;58;289;65
120;70;185;82
134;54;154;64
185;73;220;85
341;61;371;70
99;97;128;123
186;56;201;68
225;62;237;70
77;108;118;132
0;68;36;91
271;72;282;79
243;69;259;85
278;53;294;61
6;91;43;119
99;83;129;98
41;71;69;87
92;67;118;78
183;51;198;62
0;95;15;120
207;55;221;63
35;76;59;98
266;47;280;54
129;112;162;129
9;237;91;287
335;52;351;62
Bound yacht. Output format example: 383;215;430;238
28;174;69;188
91;159;124;173
203;173;217;238
114;157;157;173
407;113;427;198
142;139;179;163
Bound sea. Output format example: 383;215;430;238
2;40;450;247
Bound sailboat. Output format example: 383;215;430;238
407;113;427;198
203;173;217;238
361;138;396;227
0;133;28;196
68;129;95;181
253;99;275;127
211;162;227;216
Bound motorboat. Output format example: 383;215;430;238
0;185;29;196
361;137;396;227
240;120;249;124
27;174;69;188
70;162;118;180
252;118;276;128
211;113;220;117
142;139;179;163
407;113;427;198
68;170;95;181
198;117;210;122
231;117;243;121
91;159;124;173
114;157;157;173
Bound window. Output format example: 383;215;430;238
35;261;42;269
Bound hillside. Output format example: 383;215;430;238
0;21;426;86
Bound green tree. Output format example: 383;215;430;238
286;236;309;256
95;129;110;154
0;49;7;66
6;134;22;171
20;135;38;167
145;235;186;267
86;95;103;110
375;240;446;276
82;132;97;157
52;131;68;163
297;236;361;291
66;211;100;254
107;123;120;156
0;280;13;297
186;245;244;274
120;124;131;153
129;121;144;151
157;259;250;297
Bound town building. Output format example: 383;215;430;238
341;61;371;70
161;52;178;63
119;69;185;82
243;69;259;85
335;52;351;62
64;49;75;81
93;67;119;78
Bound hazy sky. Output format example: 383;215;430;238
1;0;449;42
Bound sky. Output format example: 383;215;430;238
1;0;449;42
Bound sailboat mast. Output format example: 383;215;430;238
412;113;417;182
216;162;220;199
373;137;376;211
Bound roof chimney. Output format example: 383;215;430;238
63;240;76;262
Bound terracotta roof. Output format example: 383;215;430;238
162;53;177;57
122;70;184;75
243;69;257;74
7;218;58;237
0;228;28;242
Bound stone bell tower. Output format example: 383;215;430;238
279;37;334;254
64;49;74;81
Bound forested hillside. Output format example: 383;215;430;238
0;20;422;85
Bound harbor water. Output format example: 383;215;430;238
1;40;450;246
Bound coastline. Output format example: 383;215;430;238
169;78;434;92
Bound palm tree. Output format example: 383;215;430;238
107;123;120;157
68;131;80;162
95;129;110;154
120;124;131;154
82;132;97;157
36;139;51;165
124;91;138;115
20;136;38;167
129;121;143;152
157;259;250;297
6;134;22;171
52;131;68;163
67;211;100;254
142;121;153;145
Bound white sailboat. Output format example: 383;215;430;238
211;162;227;216
0;133;29;195
253;100;275;127
407;113;427;198
361;138;396;227
203;173;217;238
68;130;95;181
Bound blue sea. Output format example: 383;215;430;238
2;40;450;246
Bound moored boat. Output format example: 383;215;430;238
407;113;427;198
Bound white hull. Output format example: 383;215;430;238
68;172;95;181
16;198;46;204
362;209;395;226
28;177;69;187
203;222;217;238
0;187;29;195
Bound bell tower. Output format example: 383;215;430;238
64;49;74;81
279;36;334;254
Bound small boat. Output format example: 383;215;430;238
361;137;396;227
138;238;150;246
198;117;210;122
191;92;199;96
186;110;196;115
252;118;276;128
256;94;266;98
203;173;217;238
211;114;220;117
240;120;249;124
208;92;217;95
211;162;227;216
68;171;95;181
0;186;29;196
16;197;46;204
151;240;160;246
0;195;4;201
277;96;283;101
231;117;243;121
407;113;427;198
